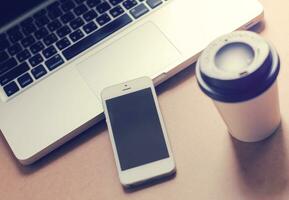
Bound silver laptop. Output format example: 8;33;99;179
0;0;263;165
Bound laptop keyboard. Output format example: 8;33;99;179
0;0;166;98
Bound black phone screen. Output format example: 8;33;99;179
106;88;169;171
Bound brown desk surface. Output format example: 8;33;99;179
1;0;289;199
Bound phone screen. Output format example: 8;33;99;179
106;88;169;171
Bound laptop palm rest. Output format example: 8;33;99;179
75;22;181;97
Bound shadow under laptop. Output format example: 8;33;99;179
13;120;107;174
230;122;289;196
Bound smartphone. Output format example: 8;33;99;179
101;77;176;188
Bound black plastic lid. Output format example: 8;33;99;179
196;31;280;103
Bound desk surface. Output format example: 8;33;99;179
1;0;289;199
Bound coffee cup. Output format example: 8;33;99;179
196;31;281;142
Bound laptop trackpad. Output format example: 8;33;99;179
75;22;181;96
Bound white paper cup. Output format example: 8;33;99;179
196;31;281;142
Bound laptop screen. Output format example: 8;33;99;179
0;0;47;28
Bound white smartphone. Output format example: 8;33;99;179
101;77;176;188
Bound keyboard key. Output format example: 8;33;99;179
29;54;44;67
56;37;71;50
20;17;35;28
74;4;88;16
3;81;19;97
70;17;85;30
0;58;18;75
130;3;149;19
110;5;124;18
83;10;98;22
0;38;10;51
21;35;36;48
57;26;72;37
43;33;59;46
17;73;33;88
8;28;24;43
123;0;138;10
47;19;62;32
21;23;37;36
31;64;47;79
87;0;101;7
43;46;57;58
8;43;23;56
96;2;111;14
96;13;111;26
35;15;50;27
16;50;31;63
61;0;76;12
34;27;49;39
30;41;45;54
45;54;64;71
69;29;84;42
0;62;30;86
63;14;132;60
109;0;124;6
146;0;162;8
48;8;63;20
0;51;9;63
83;21;98;34
61;11;76;23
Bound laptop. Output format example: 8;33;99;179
0;0;263;165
